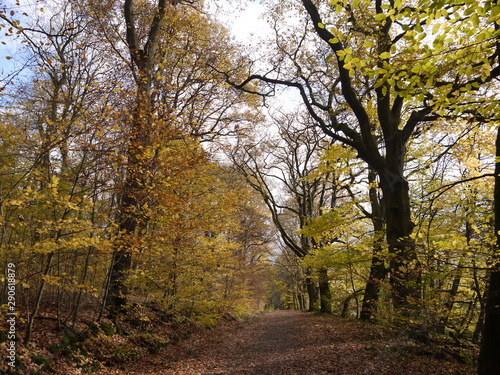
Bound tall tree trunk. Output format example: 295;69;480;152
106;0;172;316
478;125;500;374
473;297;485;344
378;167;421;317
361;169;387;320
298;292;306;311
107;112;149;316
361;246;386;320
305;268;319;312
318;267;332;313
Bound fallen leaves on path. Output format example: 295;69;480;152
95;310;475;375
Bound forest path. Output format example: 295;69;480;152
169;310;330;375
111;310;473;375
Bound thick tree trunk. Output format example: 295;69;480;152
106;0;173;316
305;268;319;312
360;251;386;320
107;111;149;316
107;244;133;316
318;267;332;313
378;169;421;316
361;169;387;320
478;126;500;374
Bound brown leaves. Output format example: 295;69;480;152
128;311;475;375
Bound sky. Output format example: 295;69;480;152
206;0;271;48
0;0;271;84
1;0;301;108
0;0;15;78
0;0;32;90
206;0;303;113
228;1;269;46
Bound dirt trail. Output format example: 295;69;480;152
170;310;319;374
144;310;474;375
95;310;474;375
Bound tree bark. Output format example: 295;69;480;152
378;167;421;316
361;169;387;320
106;0;171;315
478;125;500;374
318;267;332;313
305;268;319;312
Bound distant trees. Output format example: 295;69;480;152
230;112;363;313
230;114;328;310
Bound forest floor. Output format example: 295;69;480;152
96;310;475;375
3;310;477;374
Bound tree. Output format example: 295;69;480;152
0;0;265;340
101;0;176;316
224;0;500;319
299;144;386;318
359;169;386;320
407;120;495;337
0;0;119;343
478;127;500;374
269;244;308;310
75;0;259;315
125;143;274;321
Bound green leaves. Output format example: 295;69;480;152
471;13;480;27
379;52;390;60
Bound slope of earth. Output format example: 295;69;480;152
96;310;476;375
